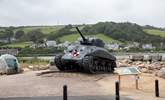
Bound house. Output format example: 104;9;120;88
31;43;46;48
142;44;155;49
57;41;70;48
124;42;140;50
105;43;119;50
63;41;70;47
46;40;57;47
160;42;165;48
0;39;9;43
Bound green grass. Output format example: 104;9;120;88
14;25;64;34
59;33;120;43
70;26;85;31
59;34;80;42
0;29;5;34
2;42;32;48
95;34;120;43
144;29;165;37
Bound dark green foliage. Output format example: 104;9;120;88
0;42;6;46
82;22;164;44
0;31;6;39
82;25;92;33
27;30;44;43
143;25;163;30
3;28;14;43
47;25;73;40
18;47;63;56
0;23;164;49
15;30;25;40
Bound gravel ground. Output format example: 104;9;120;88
0;70;107;97
0;96;131;100
98;73;165;100
0;69;165;100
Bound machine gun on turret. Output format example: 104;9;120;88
75;27;105;47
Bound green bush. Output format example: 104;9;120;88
18;47;64;57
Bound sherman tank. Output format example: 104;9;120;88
54;27;117;73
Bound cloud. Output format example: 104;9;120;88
0;0;165;27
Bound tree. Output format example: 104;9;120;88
15;30;25;40
47;25;73;40
81;22;164;45
27;30;44;43
0;31;5;39
5;28;14;43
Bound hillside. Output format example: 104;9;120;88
47;22;165;44
59;33;120;43
0;26;64;35
80;22;165;44
0;22;165;48
14;26;64;34
144;29;165;38
2;42;32;48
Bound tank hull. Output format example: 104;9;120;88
54;54;116;74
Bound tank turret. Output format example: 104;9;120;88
76;27;105;47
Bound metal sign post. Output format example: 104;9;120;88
135;74;139;90
118;75;121;89
115;66;141;89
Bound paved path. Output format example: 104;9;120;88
0;96;131;100
0;71;112;97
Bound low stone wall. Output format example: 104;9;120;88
0;49;19;56
117;59;165;78
129;54;165;62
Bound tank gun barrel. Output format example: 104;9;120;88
76;27;87;42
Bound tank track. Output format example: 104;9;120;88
55;55;79;71
82;56;116;73
55;55;116;74
54;55;65;71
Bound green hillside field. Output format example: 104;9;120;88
14;25;64;34
144;29;165;37
59;33;120;43
2;42;32;48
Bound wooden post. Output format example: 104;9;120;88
115;81;120;100
63;85;67;100
135;75;139;90
118;75;121;89
155;80;159;97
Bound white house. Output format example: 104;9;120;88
57;41;70;48
105;43;119;50
46;40;57;47
0;39;9;43
142;44;155;49
124;42;140;50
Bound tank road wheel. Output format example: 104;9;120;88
94;61;99;73
111;61;117;72
107;61;116;72
107;63;112;72
82;56;117;74
54;55;65;71
82;56;96;74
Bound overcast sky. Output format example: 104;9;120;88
0;0;165;27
